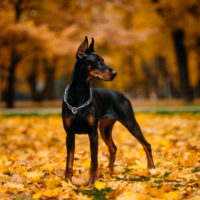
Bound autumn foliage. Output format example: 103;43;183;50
0;113;200;199
0;0;200;107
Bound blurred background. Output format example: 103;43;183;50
0;0;200;108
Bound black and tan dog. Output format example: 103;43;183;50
62;36;155;186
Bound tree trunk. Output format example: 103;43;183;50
195;38;200;97
27;56;44;101
15;0;23;22
43;57;57;100
195;60;200;97
4;0;23;108
142;60;160;99
172;29;194;102
5;48;20;108
0;65;3;100
124;50;136;94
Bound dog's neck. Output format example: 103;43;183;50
67;60;91;107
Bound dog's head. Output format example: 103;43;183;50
76;36;117;82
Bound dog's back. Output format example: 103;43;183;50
93;88;135;128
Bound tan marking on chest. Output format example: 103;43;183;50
88;65;92;70
65;116;73;127
86;114;94;126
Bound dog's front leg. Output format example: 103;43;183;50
65;133;75;182
88;131;98;186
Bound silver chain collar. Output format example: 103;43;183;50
63;86;93;114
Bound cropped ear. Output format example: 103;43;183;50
77;36;88;59
88;37;94;52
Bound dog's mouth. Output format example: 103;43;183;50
89;69;116;81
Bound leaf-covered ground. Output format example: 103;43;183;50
0;113;200;200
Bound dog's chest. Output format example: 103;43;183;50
64;113;94;134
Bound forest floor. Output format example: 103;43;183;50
0;112;200;200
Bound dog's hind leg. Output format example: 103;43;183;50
99;119;117;171
127;119;155;169
114;98;155;169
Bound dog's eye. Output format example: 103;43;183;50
96;57;104;63
99;57;104;63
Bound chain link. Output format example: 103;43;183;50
63;86;93;114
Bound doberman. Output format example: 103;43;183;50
62;36;155;186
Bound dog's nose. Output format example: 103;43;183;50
112;70;117;77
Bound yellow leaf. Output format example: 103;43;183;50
43;188;61;197
82;160;90;169
32;192;41;199
61;180;77;190
45;178;61;189
5;182;24;191
94;181;106;190
116;191;140;200
23;171;42;181
164;191;179;200
42;163;54;172
61;180;70;188
183;151;198;167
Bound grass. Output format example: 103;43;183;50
1;109;200;118
81;188;113;200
